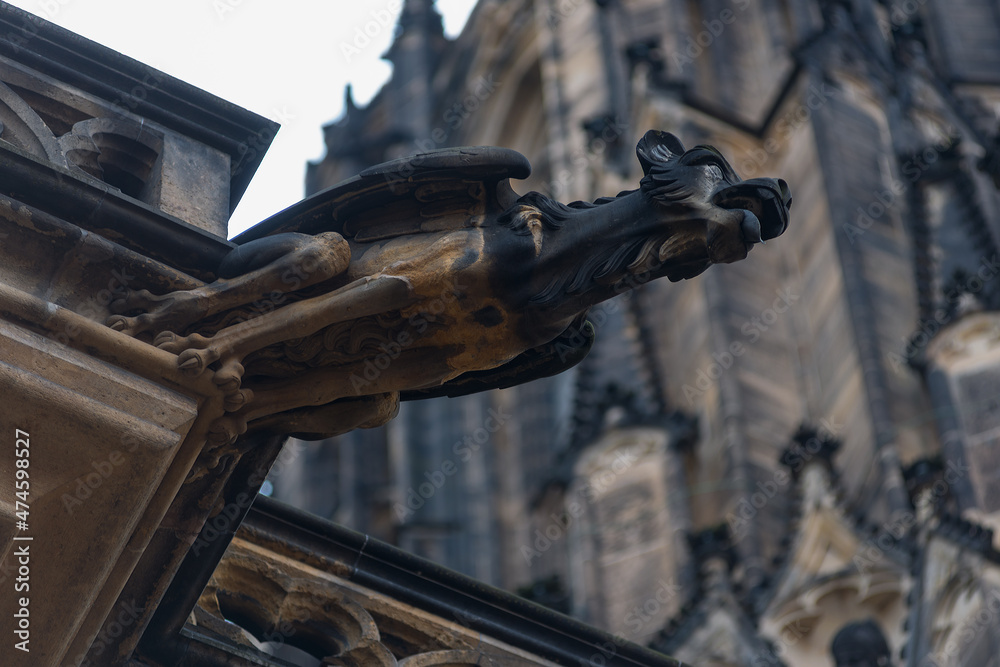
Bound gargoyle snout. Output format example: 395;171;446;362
712;178;792;245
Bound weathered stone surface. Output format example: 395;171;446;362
0;319;197;665
147;133;232;238
926;313;1000;514
566;427;681;645
0;7;275;663
198;538;564;666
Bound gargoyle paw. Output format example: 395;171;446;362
110;289;209;336
110;289;169;315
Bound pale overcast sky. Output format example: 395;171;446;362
2;0;477;236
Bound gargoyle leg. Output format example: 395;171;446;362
108;232;350;336
245;393;399;441
169;274;415;385
207;353;441;444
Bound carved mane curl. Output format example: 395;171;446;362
497;191;606;236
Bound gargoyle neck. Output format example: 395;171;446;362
531;190;676;316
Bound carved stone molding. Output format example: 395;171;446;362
924;312;1000;514
59;116;164;199
0;49;258;236
194;539;553;666
760;502;908;664
0;76;164;200
918;535;1000;664
0;78;65;165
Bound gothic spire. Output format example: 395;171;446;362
382;0;447;148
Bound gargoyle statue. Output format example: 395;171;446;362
107;130;790;443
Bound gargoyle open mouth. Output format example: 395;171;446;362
713;178;792;246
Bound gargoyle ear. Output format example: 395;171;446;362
636;130;686;175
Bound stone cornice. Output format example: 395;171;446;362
0;3;277;215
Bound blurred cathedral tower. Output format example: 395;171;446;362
277;0;1000;663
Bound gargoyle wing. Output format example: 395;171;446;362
400;316;596;400
233;146;531;244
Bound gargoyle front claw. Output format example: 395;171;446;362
223;388;254;412
154;330;180;349
177;348;220;376
105;313;158;337
155;331;213;354
214;357;246;394
207;415;247;447
106;314;130;332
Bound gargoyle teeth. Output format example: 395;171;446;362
712;178;790;241
740;210;764;245
657;235;698;261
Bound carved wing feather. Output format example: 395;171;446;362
233;147;531;245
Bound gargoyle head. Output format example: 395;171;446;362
636;130;791;279
501;130;791;309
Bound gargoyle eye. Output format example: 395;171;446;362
687;152;723;168
684;147;739;181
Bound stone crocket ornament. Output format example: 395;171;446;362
107;131;791;444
